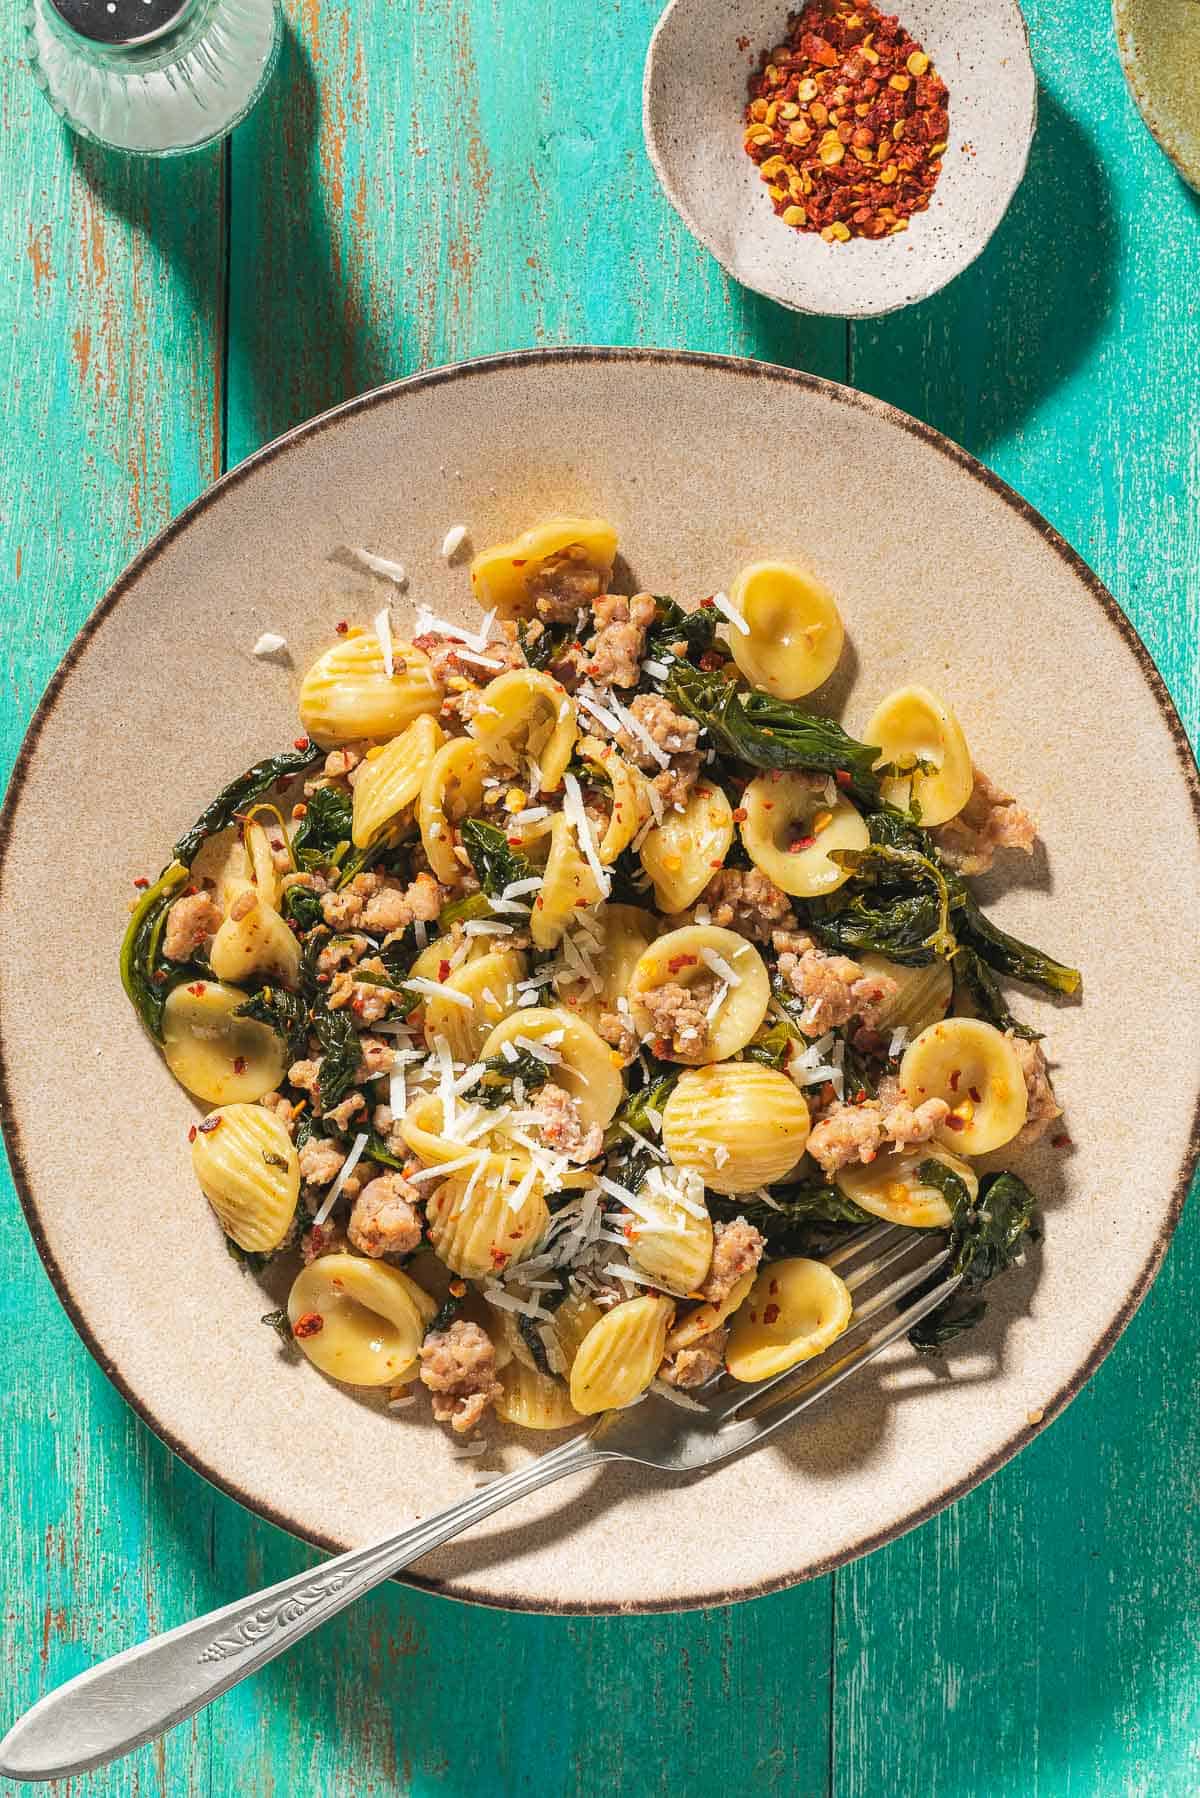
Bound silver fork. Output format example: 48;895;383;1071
0;1224;958;1783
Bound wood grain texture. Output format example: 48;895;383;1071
0;0;1196;1793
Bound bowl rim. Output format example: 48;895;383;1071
1113;0;1200;195
642;0;1039;319
2;344;1197;1613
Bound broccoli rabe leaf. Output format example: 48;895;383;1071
908;1167;1037;1352
710;1183;873;1257
821;839;956;962
952;947;1043;1041
173;746;322;867
644;596;720;668
518;617;576;671
665;664;882;805
119;859;192;1040
460;819;535;898
310;1005;362;1116
235;986;311;1061
743;1018;801;1069
467;1050;552;1108
291;785;354;871
955;894;1081;999
603;1067;679;1191
281;882;325;932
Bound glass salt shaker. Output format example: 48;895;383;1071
24;0;281;154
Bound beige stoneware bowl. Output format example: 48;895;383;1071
644;0;1037;317
1;349;1197;1614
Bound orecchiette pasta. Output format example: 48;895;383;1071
287;1255;436;1386
209;883;300;989
900;1017;1029;1154
478;1006;623;1129
469;516;618;618
628;925;770;1064
728;561;845;699
639;782;734;914
864;686;974;826
726;1259;853;1383
467;668;577;793
740;772;868;899
419;736;489;882
859;953;954;1038
625;1165;714;1296
127;515;1071;1439
298;631;442;746
190;1102;299;1252
531;812;604;951
568;1296;676;1415
161;979;286;1104
425;1167;550;1280
352;713;445;848
662;1063;811;1194
837;1145;978;1228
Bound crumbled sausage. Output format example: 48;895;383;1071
360;871;448;934
258;1091;298;1135
280;869;329;898
807;1101;886;1176
304;743;368;797
702;867;796;940
324;1092;367;1136
354;1035;396;1082
531;1082;604;1162
530;545;610;624
317;933;372;976
326;957;399;1026
1009;1032;1062;1145
931;766;1038;877
163;892;223;962
639;978;717;1060
287;1058;323;1098
413;628;525;687
774;934;898;1035
615;693;701;764
652;753;703;810
882;1096;951;1151
598;1010;638;1061
659;1325;728;1389
418;1320;503;1434
348;1173;423;1258
586;592;657;687
298;1136;347;1186
698;1218;765;1306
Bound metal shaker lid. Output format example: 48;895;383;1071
48;0;200;48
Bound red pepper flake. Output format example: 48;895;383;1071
763;1303;781;1326
292;1311;325;1339
438;959;451;981
709;859;724;869
187;982;207;997
187;1124;198;1143
768;1278;780;1295
945;1114;965;1132
949;1068;961;1092
152;970;168;984
699;596;716;609
511;558;527;568
490;1248;511;1269
133;876;150;889
233;1056;247;1076
731;807;748;823
197;1115;222;1134
698;649;727;672
667;953;699;973
293;736;310;751
835;769;852;788
968;1085;982;1103
334;620;349;635
790;835;817;852
1051;1132;1072;1149
742;1;948;245
507;836;524;848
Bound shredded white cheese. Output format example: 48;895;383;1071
712;590;749;636
441;524;468;559
312;1133;370;1227
700;946;742;987
373;606;395;678
405;976;473;1008
342;546;408;586
562;771;612;900
252;632;287;657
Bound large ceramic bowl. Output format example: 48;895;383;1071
1;349;1197;1614
1114;0;1200;192
644;0;1037;317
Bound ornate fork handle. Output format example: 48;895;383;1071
0;1434;604;1783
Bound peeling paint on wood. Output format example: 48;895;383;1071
1;0;1197;1793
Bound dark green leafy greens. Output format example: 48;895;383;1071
603;1068;679;1191
281;882;325;931
467;1051;552;1108
665;663;882;805
952;947;1042;1041
816;837;956;963
235;986;310;1060
310;1005;363;1116
908;1166;1037;1351
518;617;576;671
119;860;192;1039
460;819;535;898
644;595;720;668
173;746;321;866
291;785;354;871
743;1017;801;1069
955;893;1081;998
260;1309;298;1351
710;1183;874;1258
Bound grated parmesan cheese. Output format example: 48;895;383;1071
712;590;749;636
341;546;408;586
441;524;468;559
252;632;287;657
312;1133;370;1226
373;606;395;677
700;946;742;987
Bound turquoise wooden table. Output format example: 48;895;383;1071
2;0;1198;1791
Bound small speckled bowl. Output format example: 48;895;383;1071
1114;0;1200;192
644;0;1037;317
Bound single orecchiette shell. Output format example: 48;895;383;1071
531;812;604;951
162;980;286;1105
639;781;734;914
568;1295;676;1415
859;953;954;1038
725;1258;853;1383
419;947;527;1062
286;1254;436;1386
740;771;868;899
191;1102;299;1252
478;1005;623;1130
837;1145;978;1229
899;1017;1029;1154
662;1063;811;1194
625;1165;714;1297
352;714;445;848
494;1359;585;1430
419;736;489;882
425;1166;549;1279
728;561;845;699
469;516;618;618
863;685;974;826
467;668;577;794
209;882;300;989
298;632;442;746
628;925;770;1064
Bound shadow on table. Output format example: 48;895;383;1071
66;17;399;466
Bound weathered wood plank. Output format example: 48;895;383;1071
836;3;1200;1792
0;7;226;1797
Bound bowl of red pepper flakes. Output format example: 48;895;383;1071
644;0;1037;317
